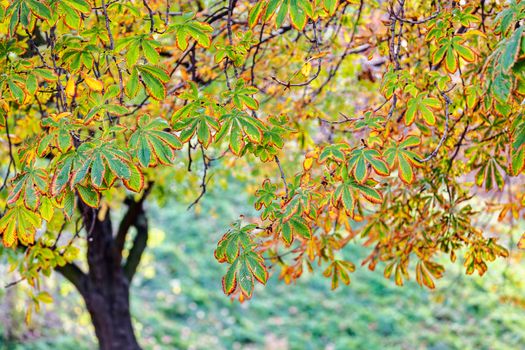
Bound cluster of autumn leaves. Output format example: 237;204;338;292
213;2;525;299
0;0;524;301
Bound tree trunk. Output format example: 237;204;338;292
81;204;142;350
81;268;140;350
58;195;150;350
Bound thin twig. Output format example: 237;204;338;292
188;145;210;209
142;0;155;33
390;1;441;24
101;0;115;50
275;155;289;198
416;89;451;163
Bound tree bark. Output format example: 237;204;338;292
57;194;151;350
81;268;140;350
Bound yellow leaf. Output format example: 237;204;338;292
463;29;487;38
310;51;328;59
52;112;72;121
65;76;76;98
518;233;525;249
36;291;53;304
301;62;312;77
0;99;9;112
84;75;103;91
25;308;32;325
303;157;313;171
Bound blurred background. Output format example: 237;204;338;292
1;180;524;350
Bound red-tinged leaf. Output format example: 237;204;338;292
222;259;239;295
63;190;76;219
394;265;404;286
331;267;339;289
289;0;308;30
281;220;293;245
123;163;145;192
398;155;415;184
51;158;73;196
289;215;311;239
76;184;100;208
23;183;39;210
248;1;264;28
356;184;383;204
238;260;254;298
444;47;457;73
0;211;17;247
229;123;244;155
400;136;420;148
7;177;24;205
245;251;268;285
510;146;525;175
90;155;106;188
352;155;367;183
0;206;41;248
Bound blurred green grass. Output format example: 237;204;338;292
1;181;525;350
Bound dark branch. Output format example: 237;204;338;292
123;208;148;281
115;182;154;259
55;262;88;295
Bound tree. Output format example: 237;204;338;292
0;0;524;348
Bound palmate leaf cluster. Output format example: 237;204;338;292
0;0;523;302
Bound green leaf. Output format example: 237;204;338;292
347;148;389;183
248;2;264;28
238;260;254;298
398;155;414;184
63;190;75;219
216;110;265;156
445;46;457;73
104;153;131;180
126;68;140;98
492;72;512;102
90;155;106;188
129;115;182;167
245;251;268;285
288;215;311;238
26;0;51;20
289;0;307;30
141;40;160;64
169;17;213;50
51;156;73;195
123;163;145;192
76;184;100;208
405;94;441;126
323;0;338;15
222;259;239;295
139;69;165;100
318;143;349;163
384;137;420;184
63;0;91;13
8;80;24;103
502;26;524;71
281;220;293;245
135;65;169;100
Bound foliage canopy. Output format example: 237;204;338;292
0;0;524;330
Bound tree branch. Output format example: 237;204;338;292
123;209;148;282
115;182;154;259
55;262;88;295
